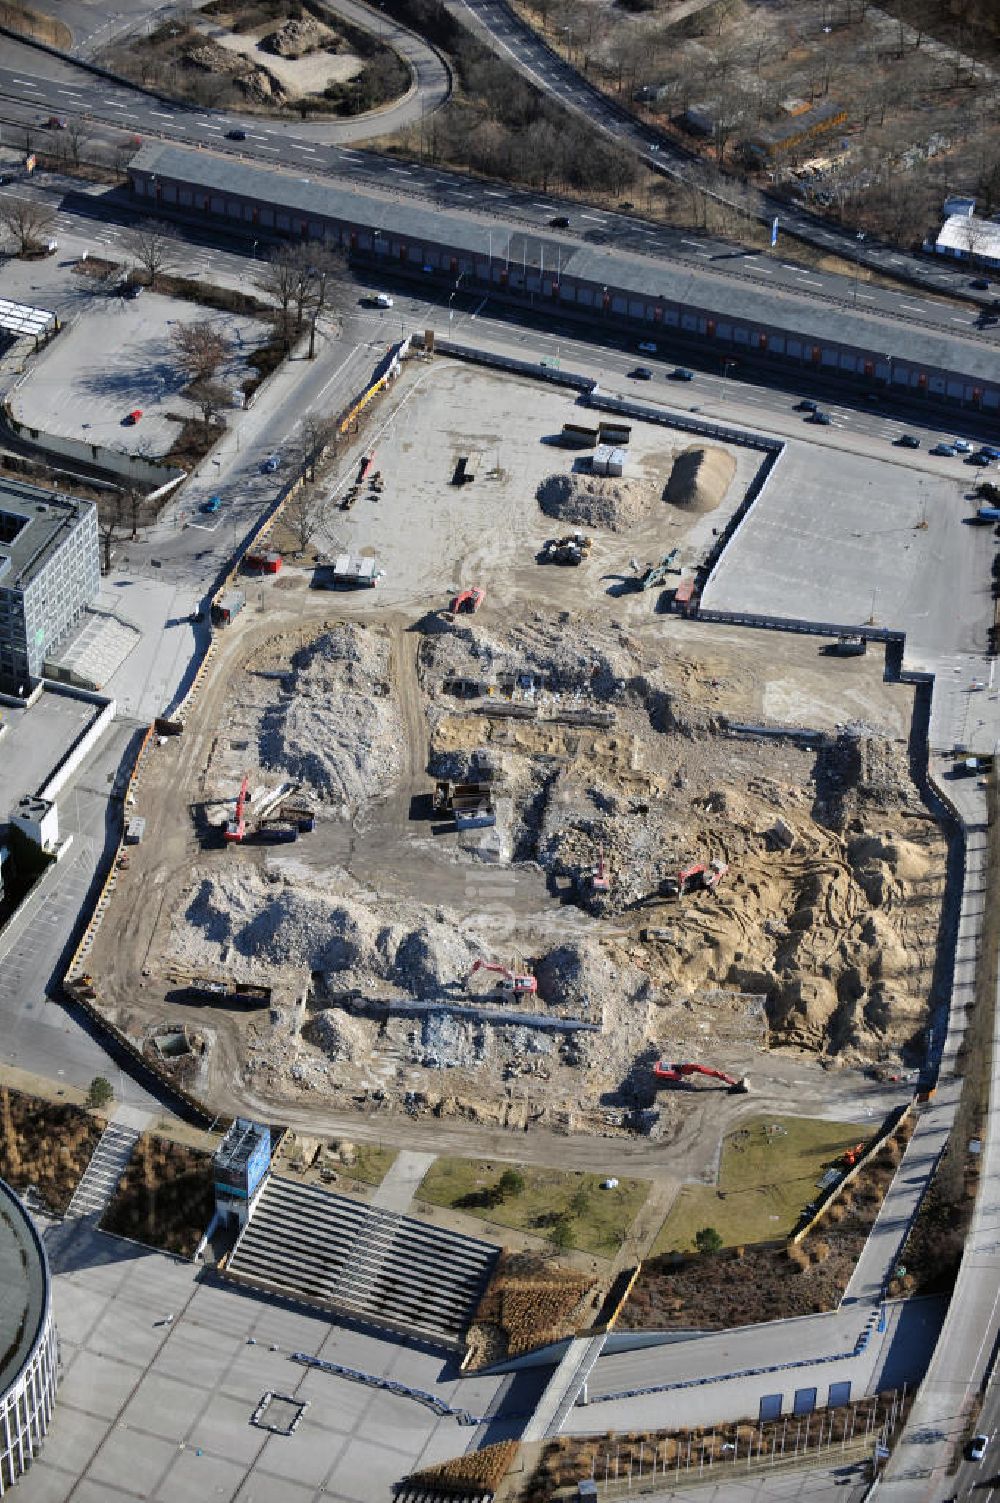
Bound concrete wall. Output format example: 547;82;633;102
37;690;116;802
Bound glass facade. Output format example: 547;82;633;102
0;1182;57;1495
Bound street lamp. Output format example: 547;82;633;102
852;230;865;306
251;240;259;261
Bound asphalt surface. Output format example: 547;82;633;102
0;33;997;346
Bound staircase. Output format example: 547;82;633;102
225;1176;498;1349
67;1121;141;1218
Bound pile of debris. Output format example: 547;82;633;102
536;472;657;533
257;624;405;812
664;446;735;513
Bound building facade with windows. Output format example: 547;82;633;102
0;1178;58;1495
0;481;100;690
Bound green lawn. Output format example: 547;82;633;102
651;1115;869;1255
348;1144;398;1187
416;1158;651;1257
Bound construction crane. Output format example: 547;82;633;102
468;959;538;995
654;1061;750;1094
447;587;485;620
661;859;728;899
591;850;611;893
224;774;250;843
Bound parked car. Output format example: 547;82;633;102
260;455;281;473
930;443;957;456
896;434;921;448
953;439;974;453
971;278;990;290
374;292;394;308
638;341;658;354
795;399;818;412
970;1434;989;1462
123;409;142;425
45;115;67;130
226;128;247;141
670;367;694;381
807;410;831;425
982;445;1000;459
549;215;570;228
201;495;222;514
630;366;653;380
967;452;992;466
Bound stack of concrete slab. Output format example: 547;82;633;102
224;1176;498;1348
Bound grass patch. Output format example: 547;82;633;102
347;1143;397;1186
651;1115;869;1255
417;1157;650;1256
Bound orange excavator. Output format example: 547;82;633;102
468;959;538;995
447;587;485;620
224;774;250;843
654;1061;750;1094
661;859;728;899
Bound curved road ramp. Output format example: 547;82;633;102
223;1176;497;1349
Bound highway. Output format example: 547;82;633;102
0;29;996;343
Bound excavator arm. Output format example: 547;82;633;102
654;1061;749;1093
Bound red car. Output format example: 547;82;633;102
124;409;142;425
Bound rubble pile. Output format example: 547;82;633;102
251;624;405;812
536;472;658;533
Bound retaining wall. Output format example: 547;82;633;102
37;693;116;803
2;401;186;492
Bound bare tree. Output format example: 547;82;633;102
297;413;339;483
97;492;128;575
188;379;230;433
283;482;329;554
64;120;91;170
119;219;179;289
0;198;56;256
305;246;345;360
171;318;232;385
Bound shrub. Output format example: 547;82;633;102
87;1076;114;1109
695;1226;723;1255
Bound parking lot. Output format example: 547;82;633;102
703;440;993;665
23;1219;520;1503
10;291;262;457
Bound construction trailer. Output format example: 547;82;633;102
598;422;631;446
561;422;600;448
212;589;246;626
432;778;496;828
244;550;283;574
124;815;146;845
178;975;273;1009
672;577;698;615
327;554;383;588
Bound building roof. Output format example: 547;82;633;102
0;1179;49;1398
935;213;1000;260
0;480;94;593
129;143;1000;382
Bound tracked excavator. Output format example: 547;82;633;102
654;1061;750;1093
661;859;728;898
467;959;538;995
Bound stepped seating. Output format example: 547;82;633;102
69;1122;141;1218
224;1176;498;1348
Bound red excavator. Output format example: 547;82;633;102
468;959;538;995
591;850;611;894
654;1061;750;1094
447;587;485;619
661;859;728;899
224;774;250;843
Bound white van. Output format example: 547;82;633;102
374;292;394;309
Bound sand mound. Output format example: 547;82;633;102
663;446;736;513
536;472;654;533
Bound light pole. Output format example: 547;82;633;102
852;229;864;305
251;240;259;261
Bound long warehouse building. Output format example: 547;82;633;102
128;143;1000;413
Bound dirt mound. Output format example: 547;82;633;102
664;446;735;513
302;1007;372;1062
262;17;334;57
536;472;654;533
259;624;404;810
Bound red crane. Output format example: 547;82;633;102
468;959;538;995
224;774;250;843
653;1061;749;1094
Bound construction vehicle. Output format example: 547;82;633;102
447;587;485;619
539;533;593;566
661;859;728;898
823;633;867;657
468;959;538;996
635;550;680;591
224;774;249;843
654;1061;750;1093
841;1141;865;1168
590;850;611;893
